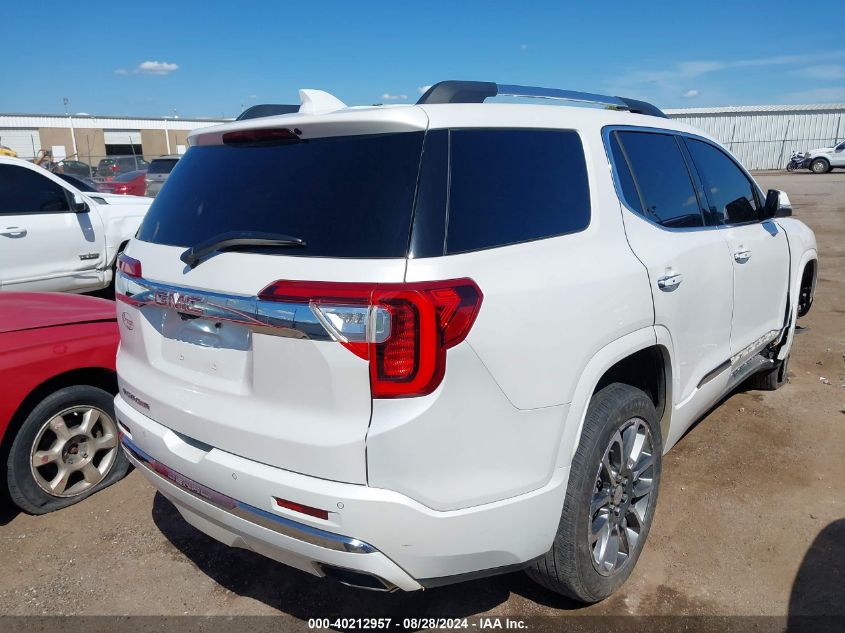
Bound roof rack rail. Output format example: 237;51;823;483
416;81;666;118
236;104;300;121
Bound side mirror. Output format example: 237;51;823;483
71;192;89;213
763;189;792;219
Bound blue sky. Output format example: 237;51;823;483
2;1;843;118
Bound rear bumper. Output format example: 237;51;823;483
115;394;567;589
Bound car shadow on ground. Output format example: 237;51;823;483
0;500;20;526
151;492;587;619
787;518;845;632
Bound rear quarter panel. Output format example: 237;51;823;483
0;321;119;442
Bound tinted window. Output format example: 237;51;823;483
148;159;179;174
615;132;704;228
56;173;98;192
445;129;590;254
0;165;70;214
608;132;643;214
138;132;425;258
685;138;760;225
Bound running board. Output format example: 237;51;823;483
727;355;777;391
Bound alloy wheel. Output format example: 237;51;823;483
589;417;656;576
29;406;119;498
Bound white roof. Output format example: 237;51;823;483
665;103;845;115
190;101;708;147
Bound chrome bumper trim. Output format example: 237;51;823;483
115;272;332;341
120;436;376;554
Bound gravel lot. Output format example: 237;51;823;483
1;172;842;626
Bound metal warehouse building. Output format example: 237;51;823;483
2;103;843;172
0;113;227;164
665;103;845;170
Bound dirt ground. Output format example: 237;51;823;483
0;172;842;625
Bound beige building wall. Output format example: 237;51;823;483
169;129;191;152
74;128;106;164
140;129;169;159
37;128;73;158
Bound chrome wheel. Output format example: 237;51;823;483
589;417;655;576
29;406;119;498
811;159;828;173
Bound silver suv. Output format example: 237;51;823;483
144;155;180;197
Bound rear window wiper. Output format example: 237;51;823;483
180;231;306;268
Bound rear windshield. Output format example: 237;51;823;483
148;159;179;174
137;132;425;258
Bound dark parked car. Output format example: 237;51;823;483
96;156;149;180
55;159;93;178
55;173;99;192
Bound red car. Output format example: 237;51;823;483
0;293;128;514
97;169;147;196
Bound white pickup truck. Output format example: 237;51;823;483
0;156;151;293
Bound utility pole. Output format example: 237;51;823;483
63;97;78;158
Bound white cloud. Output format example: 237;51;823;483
797;64;845;80
607;50;845;104
418;85;432;94
138;60;179;75
249;94;258;99
381;93;408;101
681;89;700;98
113;68;129;76
520;44;528;50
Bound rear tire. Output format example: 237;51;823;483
747;355;789;391
526;383;662;602
6;385;129;515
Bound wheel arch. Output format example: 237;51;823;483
0;368;118;486
555;328;673;471
797;258;817;318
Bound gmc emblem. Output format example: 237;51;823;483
154;290;204;316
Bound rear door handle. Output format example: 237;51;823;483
0;226;27;237
734;249;751;263
657;273;683;291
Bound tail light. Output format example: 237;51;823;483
223;128;300;146
115;254;143;307
117;253;142;277
259;279;483;398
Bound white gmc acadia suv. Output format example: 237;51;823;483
113;81;818;602
0;156;151;293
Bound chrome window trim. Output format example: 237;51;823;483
601;125;767;233
121;435;377;554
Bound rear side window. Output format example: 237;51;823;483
684;138;760;225
148;159;178;174
445;129;590;254
611;131;704;229
137;132;425;258
0;165;70;214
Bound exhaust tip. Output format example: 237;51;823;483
319;565;396;592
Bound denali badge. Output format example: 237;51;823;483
122;388;150;410
154;289;204;315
